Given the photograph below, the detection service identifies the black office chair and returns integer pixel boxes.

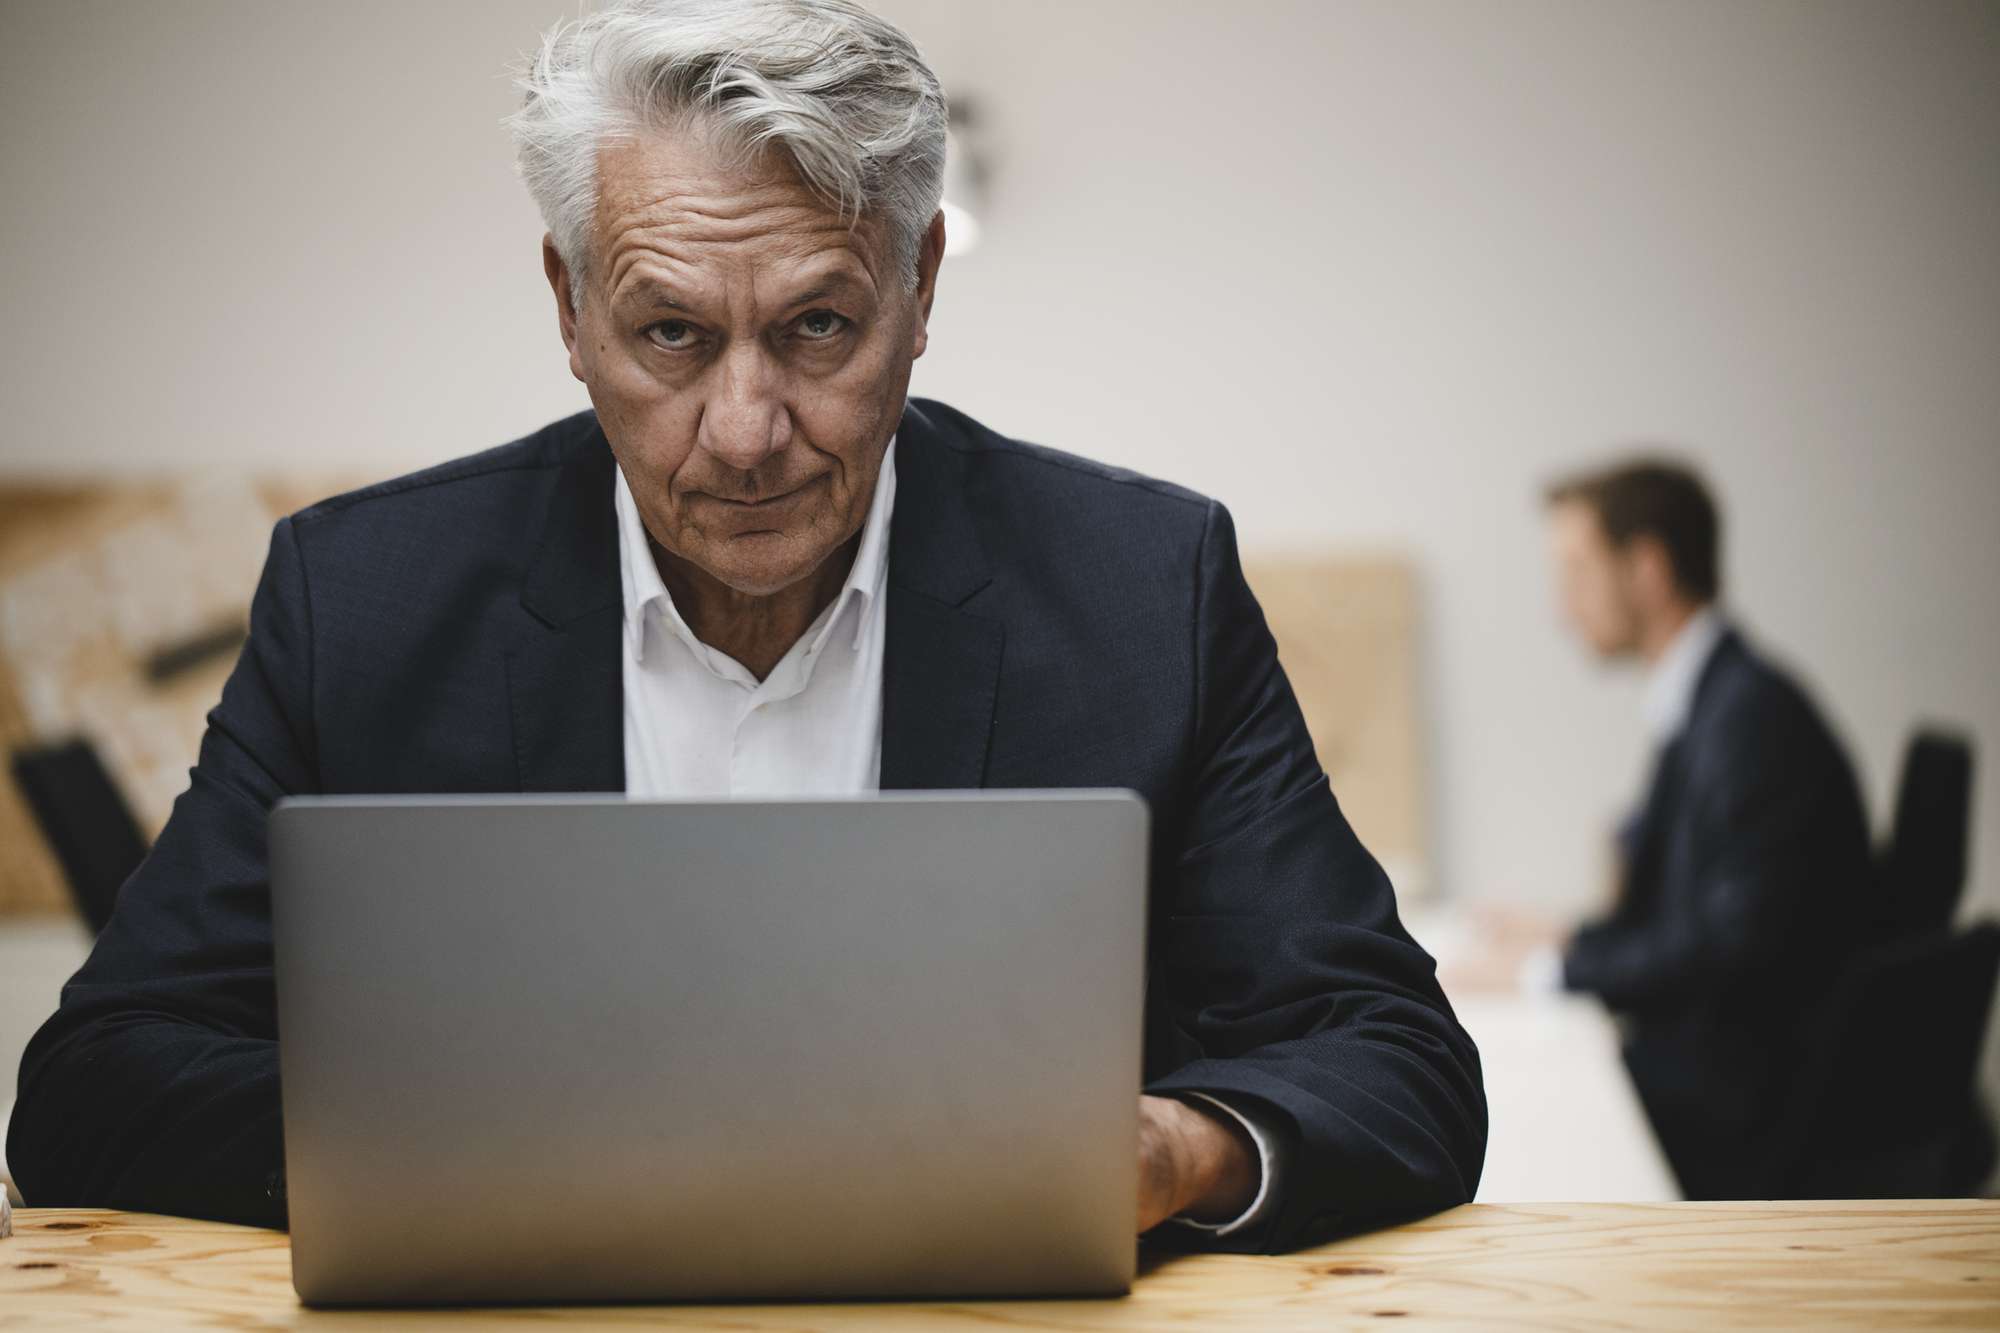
[9,737,149,934]
[1877,729,1975,937]
[1778,922,2000,1198]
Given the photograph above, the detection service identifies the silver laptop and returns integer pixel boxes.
[269,791,1148,1306]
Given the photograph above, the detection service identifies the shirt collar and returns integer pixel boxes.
[1642,606,1726,742]
[614,435,898,664]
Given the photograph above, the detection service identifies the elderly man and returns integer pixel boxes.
[9,0,1483,1252]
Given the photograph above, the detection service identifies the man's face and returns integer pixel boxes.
[549,127,939,597]
[1547,501,1643,659]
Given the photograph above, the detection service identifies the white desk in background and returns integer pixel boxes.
[1408,905,1681,1203]
[1455,992,1680,1202]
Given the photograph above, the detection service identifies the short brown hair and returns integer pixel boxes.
[1546,458,1721,602]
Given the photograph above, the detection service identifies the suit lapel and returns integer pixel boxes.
[879,401,1005,791]
[506,424,625,793]
[1623,628,1740,896]
[1623,736,1687,897]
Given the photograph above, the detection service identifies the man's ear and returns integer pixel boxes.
[1627,534,1680,611]
[542,235,587,384]
[909,210,946,361]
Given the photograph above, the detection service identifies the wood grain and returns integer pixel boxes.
[3,1201,1994,1330]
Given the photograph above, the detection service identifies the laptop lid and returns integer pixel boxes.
[270,791,1147,1305]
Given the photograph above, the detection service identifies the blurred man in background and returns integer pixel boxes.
[1486,459,1873,1198]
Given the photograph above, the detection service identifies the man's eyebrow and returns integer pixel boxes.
[613,284,688,312]
[784,273,869,308]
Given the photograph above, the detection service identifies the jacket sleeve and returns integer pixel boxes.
[1141,500,1486,1252]
[7,518,314,1228]
[1561,705,1828,1011]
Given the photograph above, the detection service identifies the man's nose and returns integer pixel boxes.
[697,344,791,472]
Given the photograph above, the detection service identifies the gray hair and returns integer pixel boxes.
[507,0,947,303]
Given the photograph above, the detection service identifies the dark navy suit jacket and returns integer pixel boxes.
[10,398,1486,1251]
[1563,628,1871,1198]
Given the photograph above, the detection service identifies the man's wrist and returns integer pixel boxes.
[1167,1095,1259,1223]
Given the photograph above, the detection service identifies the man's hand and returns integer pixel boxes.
[1438,904,1568,995]
[1135,1093,1258,1233]
[1474,903,1566,950]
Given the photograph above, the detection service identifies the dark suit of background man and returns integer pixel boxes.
[8,0,1483,1252]
[1541,460,1872,1198]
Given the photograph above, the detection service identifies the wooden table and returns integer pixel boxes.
[4,1201,1996,1330]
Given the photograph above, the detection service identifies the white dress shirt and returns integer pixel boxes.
[614,436,1278,1236]
[616,444,896,797]
[1640,607,1726,745]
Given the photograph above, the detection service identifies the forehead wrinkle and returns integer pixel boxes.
[604,222,881,318]
[600,198,853,292]
[603,190,848,244]
[604,242,704,316]
[594,148,891,303]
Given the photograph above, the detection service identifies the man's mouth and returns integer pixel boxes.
[716,490,797,509]
[707,475,824,510]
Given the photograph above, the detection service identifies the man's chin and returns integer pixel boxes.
[693,534,823,599]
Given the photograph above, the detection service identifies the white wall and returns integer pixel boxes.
[4,0,1997,927]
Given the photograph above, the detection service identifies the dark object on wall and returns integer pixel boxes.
[1780,923,2000,1198]
[141,619,248,685]
[10,738,149,933]
[1879,729,1975,936]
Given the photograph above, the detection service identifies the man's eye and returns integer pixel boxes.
[796,310,848,340]
[646,320,699,350]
